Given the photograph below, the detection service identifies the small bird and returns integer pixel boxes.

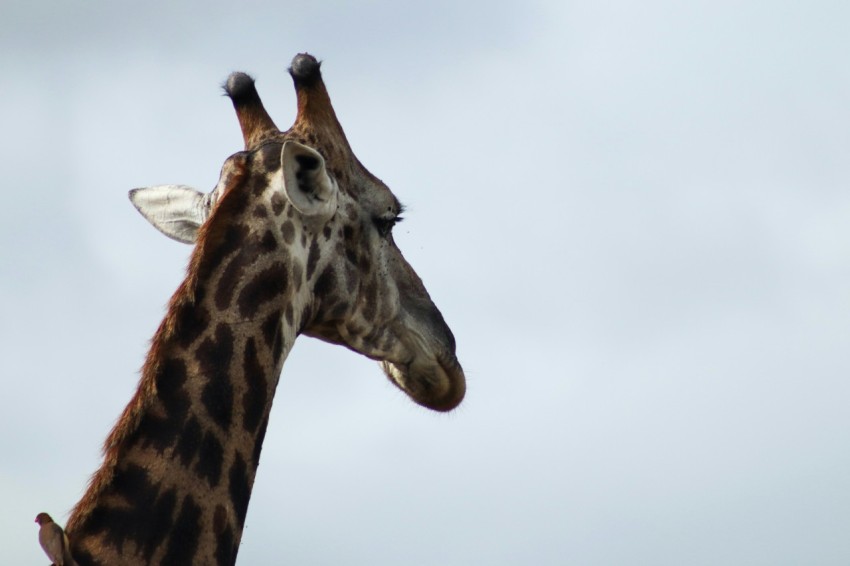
[34,512,73,566]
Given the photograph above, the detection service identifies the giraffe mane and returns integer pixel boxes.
[67,158,251,533]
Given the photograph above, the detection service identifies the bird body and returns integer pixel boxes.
[35,512,73,566]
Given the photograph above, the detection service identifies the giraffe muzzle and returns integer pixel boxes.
[381,353,465,412]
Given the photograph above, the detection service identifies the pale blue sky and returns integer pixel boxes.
[2,1,849,564]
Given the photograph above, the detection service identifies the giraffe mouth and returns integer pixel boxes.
[304,325,465,410]
[381,353,465,412]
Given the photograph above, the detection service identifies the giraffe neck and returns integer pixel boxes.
[66,155,309,565]
[67,289,297,565]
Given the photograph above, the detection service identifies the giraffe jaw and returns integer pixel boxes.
[381,355,465,412]
[306,321,466,411]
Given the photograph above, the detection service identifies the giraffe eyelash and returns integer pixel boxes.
[373,214,402,237]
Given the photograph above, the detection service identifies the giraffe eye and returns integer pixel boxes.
[373,215,402,237]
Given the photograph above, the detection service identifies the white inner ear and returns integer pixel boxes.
[129,184,209,244]
[277,141,338,222]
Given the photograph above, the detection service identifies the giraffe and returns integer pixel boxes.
[63,53,465,565]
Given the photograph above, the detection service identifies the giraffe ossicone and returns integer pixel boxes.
[64,52,464,565]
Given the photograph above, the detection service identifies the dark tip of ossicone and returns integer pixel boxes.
[289,53,322,86]
[223,72,260,102]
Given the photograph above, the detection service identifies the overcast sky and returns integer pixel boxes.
[2,1,849,564]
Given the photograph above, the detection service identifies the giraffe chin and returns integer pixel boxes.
[381,356,466,412]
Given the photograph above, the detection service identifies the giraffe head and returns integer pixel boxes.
[130,54,464,411]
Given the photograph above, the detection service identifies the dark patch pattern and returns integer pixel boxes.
[222,174,253,213]
[261,310,282,349]
[136,358,189,453]
[260,142,281,172]
[259,229,278,252]
[237,262,288,319]
[298,303,314,333]
[197,324,235,431]
[291,263,303,292]
[270,192,285,215]
[194,431,224,488]
[249,171,269,197]
[362,280,377,321]
[215,230,279,311]
[345,203,358,221]
[140,488,178,561]
[380,333,397,353]
[214,505,228,535]
[329,302,348,321]
[175,416,203,467]
[281,220,295,244]
[70,547,95,566]
[272,325,284,363]
[314,266,337,299]
[242,337,268,433]
[261,309,285,364]
[197,224,249,283]
[344,261,358,294]
[306,238,320,280]
[160,495,202,564]
[155,358,189,408]
[215,526,236,566]
[363,326,383,347]
[80,464,171,556]
[345,246,358,267]
[358,252,372,274]
[252,415,270,469]
[173,301,210,349]
[229,454,252,528]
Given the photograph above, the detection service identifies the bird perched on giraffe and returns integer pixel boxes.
[35,512,77,566]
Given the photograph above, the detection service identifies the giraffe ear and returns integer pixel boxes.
[276,141,338,222]
[129,185,210,244]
